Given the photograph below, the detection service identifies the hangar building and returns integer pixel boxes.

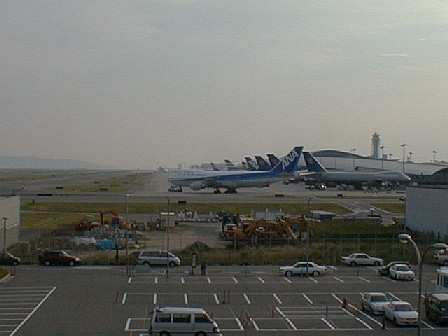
[0,196,20,251]
[406,186,448,239]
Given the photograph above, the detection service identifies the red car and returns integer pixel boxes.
[38,250,81,266]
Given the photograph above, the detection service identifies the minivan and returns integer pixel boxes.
[148,306,221,335]
[137,250,181,267]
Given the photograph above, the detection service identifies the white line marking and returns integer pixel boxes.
[153,294,157,305]
[283,277,292,283]
[9,287,56,336]
[181,277,185,284]
[243,293,251,304]
[251,318,259,331]
[273,294,282,304]
[309,277,318,283]
[321,318,335,329]
[232,277,238,283]
[235,318,244,330]
[388,292,401,300]
[422,320,434,329]
[207,277,211,283]
[128,277,132,284]
[331,293,342,303]
[303,294,313,304]
[334,276,344,283]
[184,294,188,305]
[121,293,127,305]
[154,277,158,284]
[258,277,265,284]
[214,294,220,305]
[358,276,370,283]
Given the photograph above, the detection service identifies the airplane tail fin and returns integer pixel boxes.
[267,153,280,167]
[255,155,271,171]
[244,157,258,171]
[211,162,221,171]
[303,152,327,172]
[270,146,303,175]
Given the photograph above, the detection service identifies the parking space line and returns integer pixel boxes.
[181,277,185,284]
[154,277,158,284]
[128,277,132,284]
[214,294,220,304]
[309,277,318,283]
[122,293,127,304]
[275,307,297,330]
[358,276,370,283]
[388,292,401,300]
[257,277,265,284]
[184,294,188,305]
[243,293,251,304]
[273,294,282,304]
[302,294,313,304]
[207,277,211,283]
[334,276,344,283]
[321,317,335,329]
[422,321,434,329]
[283,277,292,283]
[232,277,238,283]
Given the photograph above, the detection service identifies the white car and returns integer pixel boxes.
[384,301,418,326]
[361,292,390,315]
[342,253,383,266]
[389,263,415,280]
[279,261,327,277]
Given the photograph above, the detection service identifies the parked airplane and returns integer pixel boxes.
[255,155,272,171]
[244,156,259,171]
[224,159,240,171]
[302,151,411,189]
[168,146,303,193]
[267,153,280,167]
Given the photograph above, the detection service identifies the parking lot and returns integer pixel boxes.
[1,265,447,335]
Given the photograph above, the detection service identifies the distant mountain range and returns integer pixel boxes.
[0,156,112,170]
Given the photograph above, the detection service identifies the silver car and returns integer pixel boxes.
[137,250,181,267]
[342,253,383,266]
[279,261,327,277]
[384,301,418,326]
[361,292,390,315]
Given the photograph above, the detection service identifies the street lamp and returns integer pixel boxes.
[2,217,7,253]
[398,234,447,336]
[400,143,406,173]
[380,146,385,170]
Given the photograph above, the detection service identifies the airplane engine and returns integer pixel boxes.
[189,181,206,190]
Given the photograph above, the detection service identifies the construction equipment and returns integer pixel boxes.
[221,216,307,242]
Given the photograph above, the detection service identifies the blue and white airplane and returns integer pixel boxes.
[168,146,303,193]
[302,151,410,188]
[244,156,258,171]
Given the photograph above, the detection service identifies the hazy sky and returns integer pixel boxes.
[1,1,447,169]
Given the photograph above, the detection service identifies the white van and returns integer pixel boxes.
[137,250,181,267]
[148,307,221,336]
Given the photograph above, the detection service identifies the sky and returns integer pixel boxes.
[1,0,447,169]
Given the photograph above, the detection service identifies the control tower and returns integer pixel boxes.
[371,132,381,159]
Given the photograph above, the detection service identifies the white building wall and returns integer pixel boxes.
[0,196,20,250]
[406,186,448,239]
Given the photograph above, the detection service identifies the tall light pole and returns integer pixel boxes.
[432,150,437,163]
[2,217,7,253]
[351,148,356,171]
[398,234,447,336]
[408,152,413,162]
[125,194,130,276]
[400,143,406,173]
[380,146,385,170]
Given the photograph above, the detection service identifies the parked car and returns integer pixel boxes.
[389,263,415,280]
[361,292,390,315]
[434,249,448,266]
[425,293,448,324]
[148,307,221,336]
[137,250,181,267]
[38,249,81,266]
[384,301,418,326]
[377,261,410,276]
[0,252,21,266]
[342,253,383,266]
[279,261,327,277]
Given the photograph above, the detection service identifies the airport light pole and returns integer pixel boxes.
[2,217,7,253]
[432,150,437,163]
[401,143,406,173]
[351,148,356,171]
[380,146,385,170]
[125,194,129,276]
[398,234,447,336]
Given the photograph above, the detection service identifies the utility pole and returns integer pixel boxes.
[2,217,8,253]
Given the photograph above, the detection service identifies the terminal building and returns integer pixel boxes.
[406,186,448,240]
[0,196,20,251]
